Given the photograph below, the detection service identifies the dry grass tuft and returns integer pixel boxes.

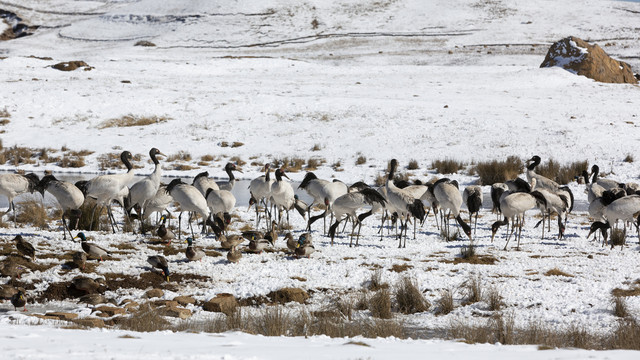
[485,286,504,311]
[435,289,455,315]
[167,151,192,162]
[407,159,420,170]
[201,154,214,162]
[306,157,324,170]
[543,268,574,277]
[367,270,388,291]
[612,296,629,318]
[462,274,482,304]
[432,158,466,174]
[394,277,430,314]
[230,156,246,167]
[624,154,634,163]
[0,146,37,165]
[117,304,170,332]
[231,142,244,148]
[610,228,626,248]
[0,107,10,118]
[390,264,413,273]
[134,40,156,47]
[311,143,322,151]
[472,156,522,185]
[98,114,169,129]
[355,155,367,165]
[536,159,588,185]
[369,288,392,319]
[16,199,49,229]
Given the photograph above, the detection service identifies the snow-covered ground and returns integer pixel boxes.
[1,0,640,358]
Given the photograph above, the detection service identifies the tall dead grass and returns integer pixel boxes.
[394,277,430,314]
[535,158,588,185]
[471,156,522,185]
[98,114,170,129]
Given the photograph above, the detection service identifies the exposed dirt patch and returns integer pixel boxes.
[544,268,574,277]
[267,287,309,304]
[147,245,182,256]
[389,264,413,273]
[2,254,56,272]
[452,254,498,265]
[612,286,640,297]
[238,295,272,307]
[102,272,210,291]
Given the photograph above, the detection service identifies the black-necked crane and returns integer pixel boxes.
[590,165,623,191]
[0,172,40,224]
[463,185,483,235]
[432,178,472,242]
[249,164,274,227]
[587,194,640,249]
[582,170,605,203]
[529,178,568,240]
[327,187,387,247]
[299,172,348,233]
[192,171,219,196]
[126,148,165,232]
[142,183,173,224]
[165,179,210,239]
[384,159,425,248]
[36,174,84,239]
[271,168,295,227]
[490,188,547,250]
[83,151,134,232]
[205,187,236,224]
[216,162,243,191]
[490,182,509,219]
[525,155,559,192]
[347,184,390,240]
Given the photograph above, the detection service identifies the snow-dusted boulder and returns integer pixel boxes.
[540,36,637,84]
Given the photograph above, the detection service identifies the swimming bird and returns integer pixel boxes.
[14,235,35,261]
[36,174,84,239]
[185,237,205,261]
[147,255,170,282]
[75,232,110,261]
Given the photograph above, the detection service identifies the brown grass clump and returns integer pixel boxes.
[167,151,192,162]
[610,228,626,248]
[311,144,321,151]
[16,199,49,229]
[201,154,214,162]
[472,156,522,185]
[394,277,430,314]
[332,160,343,172]
[230,156,246,167]
[98,114,169,129]
[367,270,388,291]
[231,142,244,148]
[435,289,455,315]
[432,158,466,174]
[306,158,323,170]
[485,286,504,311]
[543,268,574,277]
[536,159,587,185]
[355,155,367,165]
[0,119,9,126]
[369,288,392,319]
[58,154,86,168]
[117,304,170,332]
[0,146,37,165]
[390,264,413,273]
[407,159,420,170]
[624,154,634,163]
[462,274,482,304]
[134,40,156,47]
[0,107,10,118]
[612,296,629,318]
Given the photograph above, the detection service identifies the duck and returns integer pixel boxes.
[11,290,27,311]
[75,232,110,261]
[295,239,315,259]
[185,237,205,262]
[219,234,243,249]
[73,251,87,270]
[285,232,297,253]
[0,261,26,279]
[264,222,279,246]
[241,229,264,241]
[0,284,18,300]
[227,245,242,263]
[78,293,108,306]
[72,276,104,294]
[298,232,312,246]
[248,238,271,253]
[147,255,170,282]
[14,235,35,261]
[156,215,175,244]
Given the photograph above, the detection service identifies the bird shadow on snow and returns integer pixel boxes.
[0,231,41,239]
[318,237,386,249]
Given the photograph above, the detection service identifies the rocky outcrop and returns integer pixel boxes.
[541,36,637,84]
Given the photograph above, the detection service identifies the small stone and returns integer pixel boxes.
[145,288,164,298]
[73,318,105,328]
[153,300,178,308]
[94,306,126,316]
[160,306,191,319]
[123,301,139,311]
[46,312,79,320]
[203,293,238,314]
[173,295,196,306]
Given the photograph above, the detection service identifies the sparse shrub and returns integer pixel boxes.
[368,270,388,291]
[356,155,367,165]
[98,114,169,129]
[254,306,291,336]
[230,156,246,167]
[369,288,392,319]
[407,159,419,170]
[612,296,629,318]
[485,286,503,311]
[462,274,482,304]
[472,156,522,185]
[58,154,86,168]
[279,157,305,172]
[0,146,37,165]
[609,319,640,350]
[76,201,106,231]
[491,312,515,345]
[394,277,430,314]
[435,289,455,315]
[432,158,465,174]
[624,154,634,163]
[536,158,588,185]
[355,291,369,311]
[16,198,49,229]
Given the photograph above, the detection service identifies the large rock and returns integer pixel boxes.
[202,294,237,314]
[267,288,309,304]
[541,36,637,84]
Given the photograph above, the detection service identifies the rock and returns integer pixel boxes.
[159,306,191,319]
[45,312,79,320]
[72,317,105,328]
[173,295,196,306]
[145,288,164,298]
[94,306,126,317]
[268,288,309,304]
[202,293,238,314]
[51,61,92,72]
[540,36,638,84]
[122,301,139,311]
[153,300,178,308]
